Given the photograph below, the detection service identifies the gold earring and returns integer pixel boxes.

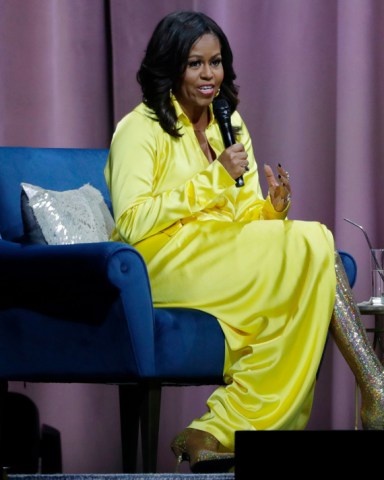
[215,88,220,97]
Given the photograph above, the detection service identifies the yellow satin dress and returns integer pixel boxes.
[105,98,336,451]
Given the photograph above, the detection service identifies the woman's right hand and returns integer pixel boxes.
[218,144,249,181]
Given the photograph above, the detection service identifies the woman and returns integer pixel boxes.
[105,10,384,473]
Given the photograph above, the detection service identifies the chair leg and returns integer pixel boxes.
[140,381,161,473]
[118,384,142,473]
[0,381,8,471]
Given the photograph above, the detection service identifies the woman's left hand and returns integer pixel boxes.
[263,163,291,212]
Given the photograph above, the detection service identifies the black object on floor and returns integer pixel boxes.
[235,429,384,478]
[1,392,62,473]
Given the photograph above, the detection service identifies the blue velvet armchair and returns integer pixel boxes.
[0,146,357,473]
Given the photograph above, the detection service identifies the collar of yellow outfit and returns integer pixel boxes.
[171,94,215,128]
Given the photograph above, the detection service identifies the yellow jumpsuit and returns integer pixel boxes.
[105,98,336,450]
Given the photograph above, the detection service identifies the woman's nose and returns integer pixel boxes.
[201,63,214,78]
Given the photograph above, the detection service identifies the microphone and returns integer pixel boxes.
[213,97,244,188]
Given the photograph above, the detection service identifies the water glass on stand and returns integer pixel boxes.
[371,249,384,305]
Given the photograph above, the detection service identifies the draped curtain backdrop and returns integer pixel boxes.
[1,0,384,473]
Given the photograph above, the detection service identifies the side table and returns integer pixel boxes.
[354,301,384,429]
[357,301,384,362]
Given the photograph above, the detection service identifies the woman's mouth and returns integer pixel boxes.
[198,85,215,96]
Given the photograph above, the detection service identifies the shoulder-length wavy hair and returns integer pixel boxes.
[136,10,240,137]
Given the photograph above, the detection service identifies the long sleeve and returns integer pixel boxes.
[105,105,235,245]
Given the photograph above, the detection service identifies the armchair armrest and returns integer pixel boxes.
[0,240,147,291]
[0,239,156,378]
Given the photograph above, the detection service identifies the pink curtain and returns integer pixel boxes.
[1,0,384,472]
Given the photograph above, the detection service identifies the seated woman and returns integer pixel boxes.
[105,10,384,473]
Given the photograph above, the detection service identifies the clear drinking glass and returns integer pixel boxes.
[371,249,384,305]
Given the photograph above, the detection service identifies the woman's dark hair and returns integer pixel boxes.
[137,10,240,137]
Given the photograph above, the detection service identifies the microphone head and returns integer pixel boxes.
[213,98,231,122]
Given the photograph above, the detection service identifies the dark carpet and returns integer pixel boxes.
[8,474,235,480]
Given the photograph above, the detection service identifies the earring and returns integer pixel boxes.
[215,88,220,97]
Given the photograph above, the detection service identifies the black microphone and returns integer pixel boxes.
[213,98,244,188]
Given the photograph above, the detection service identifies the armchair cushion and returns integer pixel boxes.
[0,147,112,242]
[21,182,115,245]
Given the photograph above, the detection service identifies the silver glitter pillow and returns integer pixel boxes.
[21,182,115,245]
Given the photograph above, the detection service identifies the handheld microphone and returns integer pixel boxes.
[213,98,244,188]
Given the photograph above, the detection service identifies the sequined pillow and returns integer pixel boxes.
[20,182,115,245]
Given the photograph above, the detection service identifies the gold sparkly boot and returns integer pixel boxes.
[170,427,235,473]
[330,252,384,429]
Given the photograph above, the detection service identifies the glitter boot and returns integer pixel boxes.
[170,427,235,473]
[330,252,384,429]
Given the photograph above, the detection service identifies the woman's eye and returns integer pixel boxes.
[188,60,201,68]
[211,58,222,67]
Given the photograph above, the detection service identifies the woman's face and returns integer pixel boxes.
[175,33,224,120]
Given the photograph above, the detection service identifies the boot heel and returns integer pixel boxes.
[170,427,234,473]
[171,435,187,472]
[174,454,184,472]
